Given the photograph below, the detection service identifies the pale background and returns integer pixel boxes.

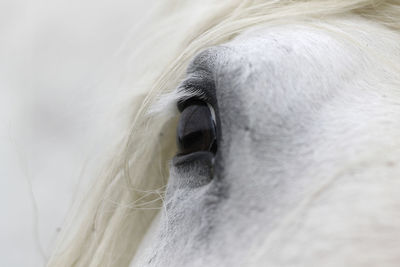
[0,0,150,265]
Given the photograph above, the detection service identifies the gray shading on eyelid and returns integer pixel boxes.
[176,46,232,111]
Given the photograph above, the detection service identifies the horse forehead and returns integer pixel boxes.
[191,23,369,95]
[219,25,361,82]
[207,25,362,131]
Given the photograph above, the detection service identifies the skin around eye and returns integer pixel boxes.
[177,102,217,156]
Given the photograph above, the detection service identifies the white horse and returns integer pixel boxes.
[48,1,400,266]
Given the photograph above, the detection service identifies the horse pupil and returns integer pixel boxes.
[177,102,217,155]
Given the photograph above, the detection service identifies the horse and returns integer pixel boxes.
[47,1,400,266]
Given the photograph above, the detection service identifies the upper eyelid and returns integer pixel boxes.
[174,46,225,112]
[147,81,211,116]
[148,71,215,116]
[176,73,216,111]
[176,89,210,112]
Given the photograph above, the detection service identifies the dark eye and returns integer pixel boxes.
[177,100,217,156]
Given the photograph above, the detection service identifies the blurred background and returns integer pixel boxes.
[0,0,150,265]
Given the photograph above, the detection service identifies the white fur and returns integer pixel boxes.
[133,18,400,267]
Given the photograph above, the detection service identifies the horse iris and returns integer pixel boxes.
[177,101,217,155]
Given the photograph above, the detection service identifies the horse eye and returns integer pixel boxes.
[177,101,217,156]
